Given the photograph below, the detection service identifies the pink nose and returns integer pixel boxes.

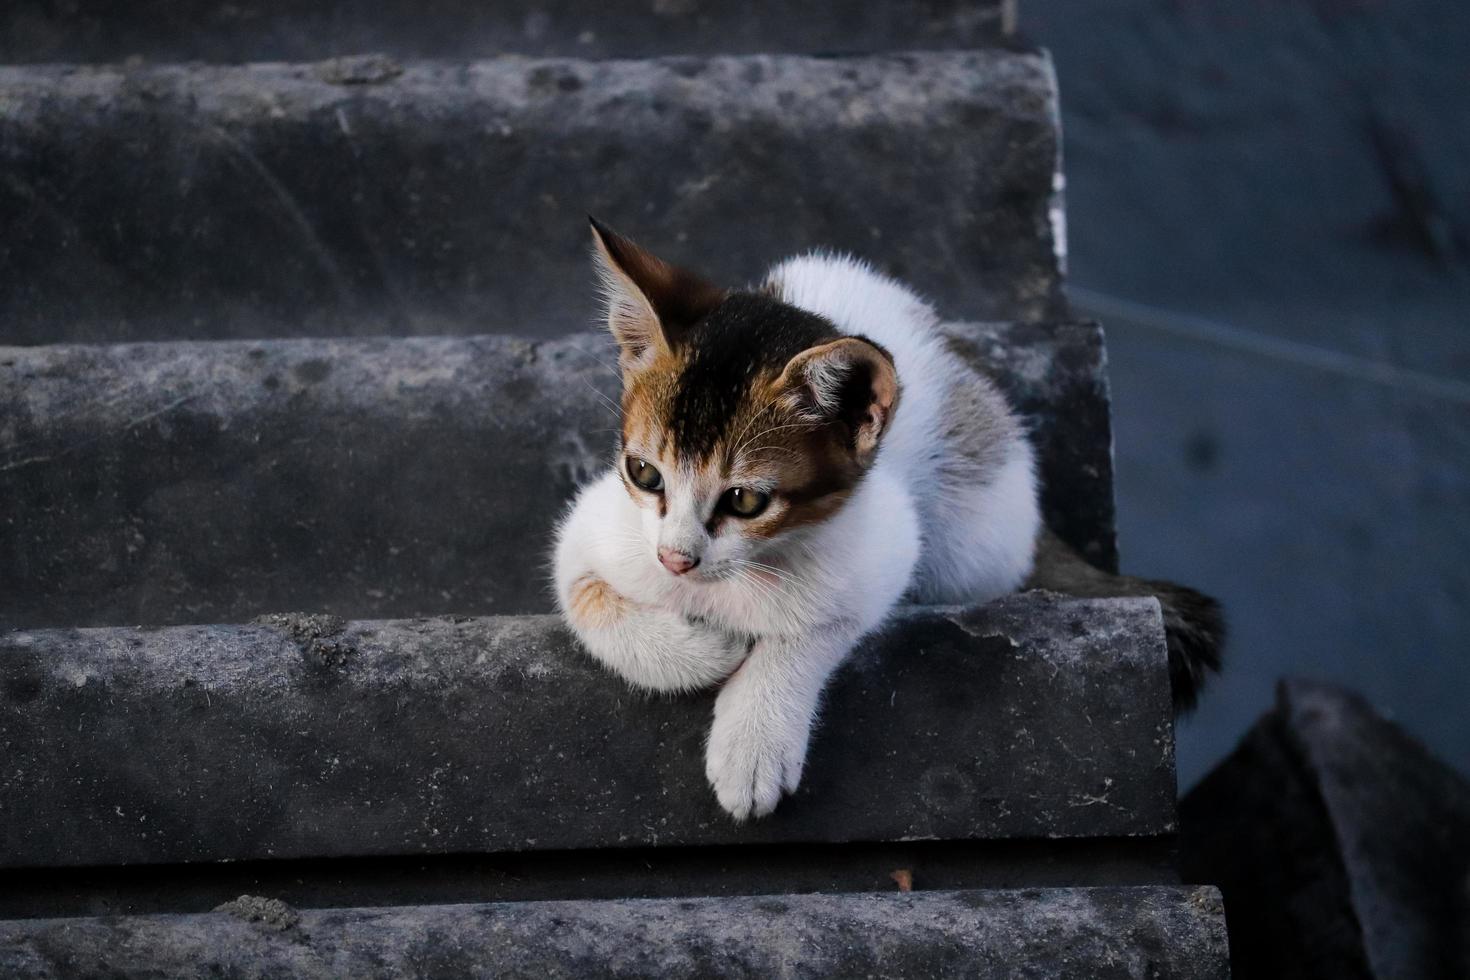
[658,548,700,575]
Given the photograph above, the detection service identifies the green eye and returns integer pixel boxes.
[722,487,771,518]
[626,457,664,492]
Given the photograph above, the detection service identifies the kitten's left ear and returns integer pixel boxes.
[589,217,726,371]
[777,337,900,462]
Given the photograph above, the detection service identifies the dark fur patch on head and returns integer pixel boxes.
[670,292,840,460]
[607,258,894,543]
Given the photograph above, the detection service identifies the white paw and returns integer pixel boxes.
[704,676,811,821]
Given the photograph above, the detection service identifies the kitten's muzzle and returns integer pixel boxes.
[657,547,701,575]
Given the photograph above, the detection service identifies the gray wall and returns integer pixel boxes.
[1026,0,1470,786]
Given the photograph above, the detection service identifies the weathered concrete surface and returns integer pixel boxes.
[0,50,1064,346]
[0,886,1230,980]
[0,595,1175,869]
[0,1,1011,64]
[0,323,1115,630]
[946,321,1116,573]
[1181,681,1470,980]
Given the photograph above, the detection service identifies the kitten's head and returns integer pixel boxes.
[590,218,899,580]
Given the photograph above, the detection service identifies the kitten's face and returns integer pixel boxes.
[618,295,867,580]
[590,219,898,581]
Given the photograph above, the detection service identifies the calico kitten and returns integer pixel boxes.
[553,218,1223,820]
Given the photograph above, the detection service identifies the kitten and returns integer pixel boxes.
[553,218,1223,820]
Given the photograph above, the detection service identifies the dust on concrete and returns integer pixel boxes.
[213,894,301,932]
[314,54,403,86]
[253,612,355,668]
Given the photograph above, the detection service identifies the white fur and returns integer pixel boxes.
[553,254,1039,820]
[768,253,1040,605]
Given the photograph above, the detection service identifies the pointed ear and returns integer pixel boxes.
[777,336,900,462]
[588,217,726,372]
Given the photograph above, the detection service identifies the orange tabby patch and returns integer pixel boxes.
[568,574,632,630]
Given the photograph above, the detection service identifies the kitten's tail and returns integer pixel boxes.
[1025,529,1225,714]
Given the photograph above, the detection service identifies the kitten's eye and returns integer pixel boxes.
[722,487,771,518]
[626,457,664,492]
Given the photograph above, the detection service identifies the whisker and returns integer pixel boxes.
[734,446,803,465]
[573,345,623,378]
[729,562,806,624]
[731,557,796,583]
[726,402,780,457]
[729,419,819,461]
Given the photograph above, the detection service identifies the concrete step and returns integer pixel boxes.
[0,595,1174,871]
[1,1,1010,64]
[1182,681,1470,980]
[0,887,1230,980]
[0,322,1115,631]
[0,49,1064,346]
[0,0,1011,64]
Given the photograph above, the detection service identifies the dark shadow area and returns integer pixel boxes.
[0,836,1178,920]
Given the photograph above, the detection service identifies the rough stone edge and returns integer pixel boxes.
[1,595,1177,868]
[0,886,1230,980]
[1277,679,1470,980]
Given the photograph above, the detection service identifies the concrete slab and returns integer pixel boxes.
[0,595,1175,869]
[0,886,1230,980]
[0,323,1115,630]
[1181,681,1470,980]
[0,1,1010,64]
[0,50,1064,345]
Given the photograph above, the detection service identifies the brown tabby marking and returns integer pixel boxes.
[596,217,898,543]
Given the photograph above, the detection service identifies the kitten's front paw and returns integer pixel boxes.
[704,676,810,821]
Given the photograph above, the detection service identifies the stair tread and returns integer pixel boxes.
[0,1,1010,65]
[0,886,1229,980]
[0,594,1175,869]
[0,322,1116,630]
[0,49,1064,345]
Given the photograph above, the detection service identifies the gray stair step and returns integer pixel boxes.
[0,49,1064,346]
[0,595,1174,870]
[0,1,1010,65]
[0,322,1114,631]
[0,887,1230,980]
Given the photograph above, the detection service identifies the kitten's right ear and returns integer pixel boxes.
[589,217,725,371]
[777,337,899,464]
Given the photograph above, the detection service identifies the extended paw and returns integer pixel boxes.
[704,681,810,821]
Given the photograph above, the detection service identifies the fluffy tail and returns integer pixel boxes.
[1026,530,1225,713]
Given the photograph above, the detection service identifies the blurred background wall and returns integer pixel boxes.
[1026,0,1469,786]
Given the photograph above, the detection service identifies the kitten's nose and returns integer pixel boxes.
[658,548,700,575]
